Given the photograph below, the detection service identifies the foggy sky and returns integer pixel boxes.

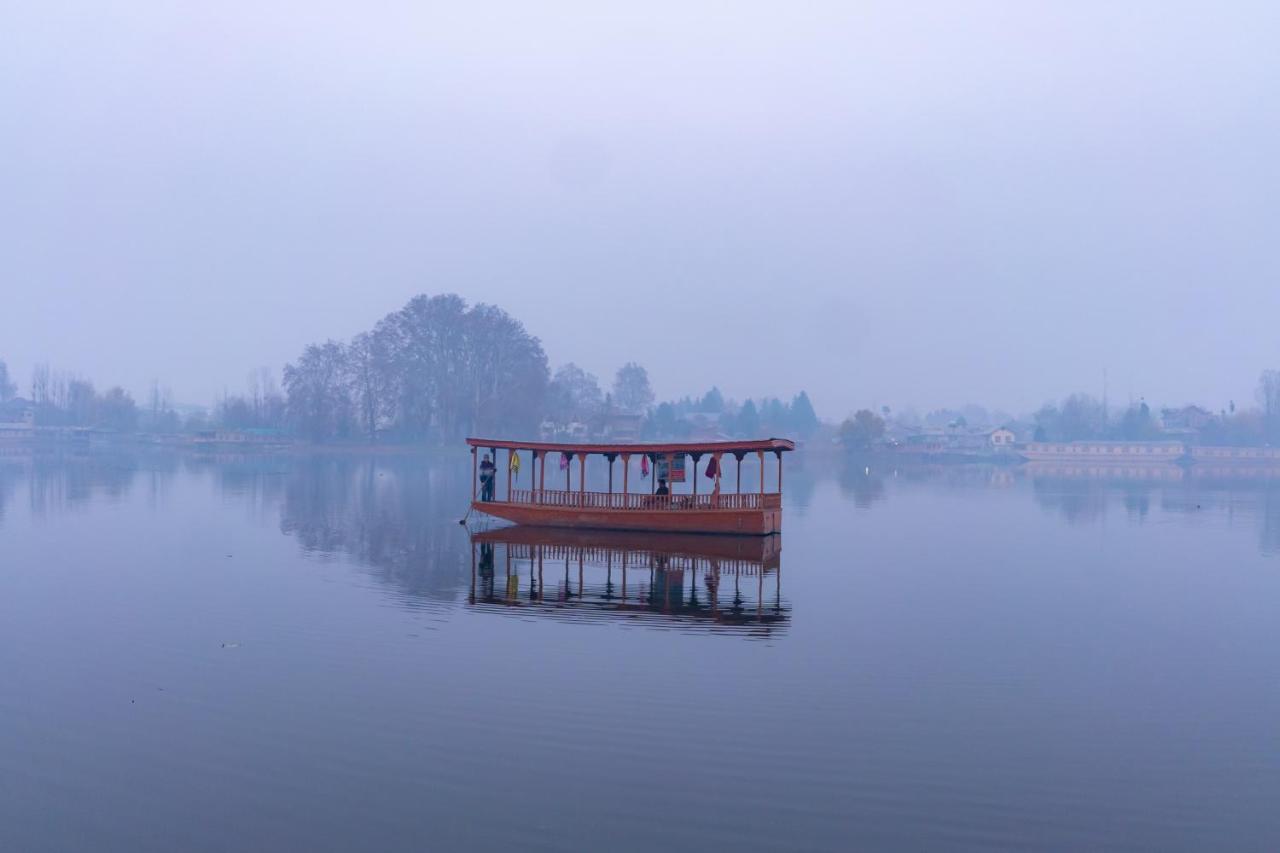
[3,1,1278,418]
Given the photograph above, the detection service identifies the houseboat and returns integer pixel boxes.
[1020,440,1186,463]
[465,437,794,535]
[1189,446,1280,465]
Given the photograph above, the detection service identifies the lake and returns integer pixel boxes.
[2,450,1279,851]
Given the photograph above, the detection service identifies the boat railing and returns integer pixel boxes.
[506,488,780,511]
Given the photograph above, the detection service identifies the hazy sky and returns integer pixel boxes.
[3,1,1278,418]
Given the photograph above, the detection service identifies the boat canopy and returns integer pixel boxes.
[465,437,795,457]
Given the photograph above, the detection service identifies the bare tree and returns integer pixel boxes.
[1259,370,1280,441]
[283,341,354,440]
[548,363,604,424]
[348,332,385,440]
[31,363,50,407]
[612,362,654,414]
[0,359,15,402]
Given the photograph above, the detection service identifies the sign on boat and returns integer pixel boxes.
[465,437,795,535]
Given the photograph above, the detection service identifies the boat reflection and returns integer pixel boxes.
[468,527,788,637]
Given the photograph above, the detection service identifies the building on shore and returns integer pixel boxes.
[894,425,1020,458]
[0,399,35,442]
[1160,405,1215,432]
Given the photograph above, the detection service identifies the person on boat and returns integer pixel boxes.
[479,453,496,501]
[655,477,670,497]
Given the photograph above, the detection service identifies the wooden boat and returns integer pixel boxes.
[465,437,795,535]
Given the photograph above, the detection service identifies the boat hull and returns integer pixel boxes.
[472,500,781,535]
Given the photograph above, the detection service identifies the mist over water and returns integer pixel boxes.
[4,3,1280,849]
[3,450,1280,851]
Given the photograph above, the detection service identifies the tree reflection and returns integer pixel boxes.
[276,453,472,604]
[0,455,22,528]
[27,451,140,517]
[1262,486,1280,556]
[837,459,886,509]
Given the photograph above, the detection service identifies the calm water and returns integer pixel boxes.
[2,450,1280,851]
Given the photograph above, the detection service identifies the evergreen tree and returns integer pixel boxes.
[737,399,760,437]
[700,386,725,412]
[791,391,819,436]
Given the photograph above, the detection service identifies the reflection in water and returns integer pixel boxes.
[0,454,23,528]
[837,460,886,508]
[8,450,1280,850]
[468,527,788,636]
[184,451,289,514]
[276,454,472,604]
[27,451,140,517]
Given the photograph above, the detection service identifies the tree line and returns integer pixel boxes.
[0,293,822,442]
[645,387,819,439]
[835,369,1280,451]
[277,295,821,442]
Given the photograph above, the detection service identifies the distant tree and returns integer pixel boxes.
[839,410,886,450]
[1033,404,1060,441]
[1118,400,1157,440]
[284,340,354,440]
[1059,393,1106,440]
[1259,370,1280,440]
[760,397,788,432]
[1259,371,1280,416]
[0,359,14,402]
[30,363,52,414]
[462,302,550,437]
[644,401,679,438]
[325,294,548,441]
[548,363,604,423]
[96,387,138,432]
[183,410,211,433]
[347,332,385,440]
[215,395,254,429]
[612,362,654,413]
[791,391,819,437]
[700,386,725,412]
[144,380,180,433]
[376,294,469,438]
[67,379,95,426]
[736,399,760,437]
[246,367,286,430]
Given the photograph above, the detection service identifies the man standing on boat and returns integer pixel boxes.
[479,453,496,501]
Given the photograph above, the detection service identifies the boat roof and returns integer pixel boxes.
[465,437,795,455]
